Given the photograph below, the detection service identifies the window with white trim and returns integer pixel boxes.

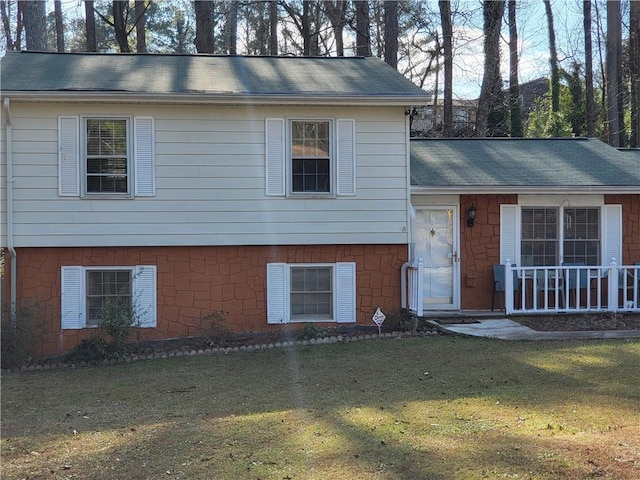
[85,118,129,194]
[266,262,356,324]
[291,121,330,193]
[86,269,132,327]
[58,115,155,197]
[265,118,355,197]
[61,265,157,329]
[500,203,618,267]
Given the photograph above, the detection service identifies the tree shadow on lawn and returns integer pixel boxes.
[2,337,639,479]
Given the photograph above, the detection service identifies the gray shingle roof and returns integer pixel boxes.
[410,138,640,192]
[0,51,428,103]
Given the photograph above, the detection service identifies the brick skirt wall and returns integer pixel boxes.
[11,244,408,357]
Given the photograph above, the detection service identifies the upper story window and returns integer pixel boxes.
[265,118,355,197]
[85,118,129,194]
[291,121,331,193]
[58,115,155,198]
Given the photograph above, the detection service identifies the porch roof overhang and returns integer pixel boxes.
[411,185,640,195]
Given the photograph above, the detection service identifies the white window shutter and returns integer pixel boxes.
[134,117,155,196]
[602,205,622,265]
[500,204,519,264]
[133,265,157,328]
[58,116,80,196]
[265,118,285,196]
[335,262,356,323]
[61,266,84,329]
[266,263,287,324]
[336,119,356,196]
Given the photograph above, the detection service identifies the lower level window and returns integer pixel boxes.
[86,270,132,327]
[61,265,157,329]
[266,262,355,324]
[290,266,333,320]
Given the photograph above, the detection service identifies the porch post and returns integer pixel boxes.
[504,260,514,314]
[608,258,618,312]
[416,258,424,317]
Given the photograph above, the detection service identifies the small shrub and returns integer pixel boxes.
[380,309,417,333]
[295,324,326,340]
[98,303,139,355]
[1,301,48,368]
[199,310,232,347]
[64,336,110,364]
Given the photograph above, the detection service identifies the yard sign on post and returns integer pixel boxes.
[372,307,386,334]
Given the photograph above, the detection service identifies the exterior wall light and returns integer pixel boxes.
[467,205,477,228]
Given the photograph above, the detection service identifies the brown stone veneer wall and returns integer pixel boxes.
[605,194,640,263]
[459,194,518,310]
[13,245,407,357]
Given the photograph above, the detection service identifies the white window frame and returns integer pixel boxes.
[265,117,355,197]
[288,119,334,197]
[61,265,157,329]
[58,115,155,198]
[82,116,133,197]
[500,196,621,268]
[266,262,356,324]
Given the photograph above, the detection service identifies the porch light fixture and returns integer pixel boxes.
[467,205,477,228]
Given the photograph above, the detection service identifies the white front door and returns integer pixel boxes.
[415,207,460,310]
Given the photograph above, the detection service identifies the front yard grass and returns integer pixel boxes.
[2,336,639,479]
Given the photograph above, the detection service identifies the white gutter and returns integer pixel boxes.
[410,186,640,194]
[3,97,16,325]
[1,91,431,107]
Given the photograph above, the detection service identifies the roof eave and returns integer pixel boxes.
[411,186,640,194]
[0,91,431,106]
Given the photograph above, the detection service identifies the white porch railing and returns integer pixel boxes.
[503,261,640,315]
[402,258,424,317]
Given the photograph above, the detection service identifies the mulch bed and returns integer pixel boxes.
[513,313,640,332]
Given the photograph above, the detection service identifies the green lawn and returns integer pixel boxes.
[2,336,639,479]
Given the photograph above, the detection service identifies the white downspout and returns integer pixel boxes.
[3,97,17,326]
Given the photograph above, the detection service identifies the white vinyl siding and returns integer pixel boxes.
[266,262,356,324]
[10,104,409,247]
[61,265,157,329]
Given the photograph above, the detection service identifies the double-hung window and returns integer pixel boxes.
[85,118,129,194]
[61,265,157,329]
[501,201,621,267]
[266,262,356,324]
[291,121,330,193]
[265,118,355,197]
[58,115,155,197]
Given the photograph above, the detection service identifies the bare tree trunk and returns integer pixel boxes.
[22,0,46,51]
[476,0,506,137]
[1,0,22,51]
[383,1,398,69]
[584,1,596,137]
[135,0,147,53]
[269,0,278,55]
[354,0,371,56]
[302,0,310,56]
[85,0,97,52]
[324,1,347,56]
[228,0,238,54]
[508,1,523,137]
[439,0,453,137]
[630,0,640,147]
[606,0,621,146]
[113,1,130,52]
[54,0,65,52]
[194,0,215,53]
[543,0,559,113]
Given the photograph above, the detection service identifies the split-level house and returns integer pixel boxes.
[2,52,639,359]
[0,51,429,356]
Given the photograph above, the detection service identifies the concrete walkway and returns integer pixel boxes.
[429,318,640,340]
